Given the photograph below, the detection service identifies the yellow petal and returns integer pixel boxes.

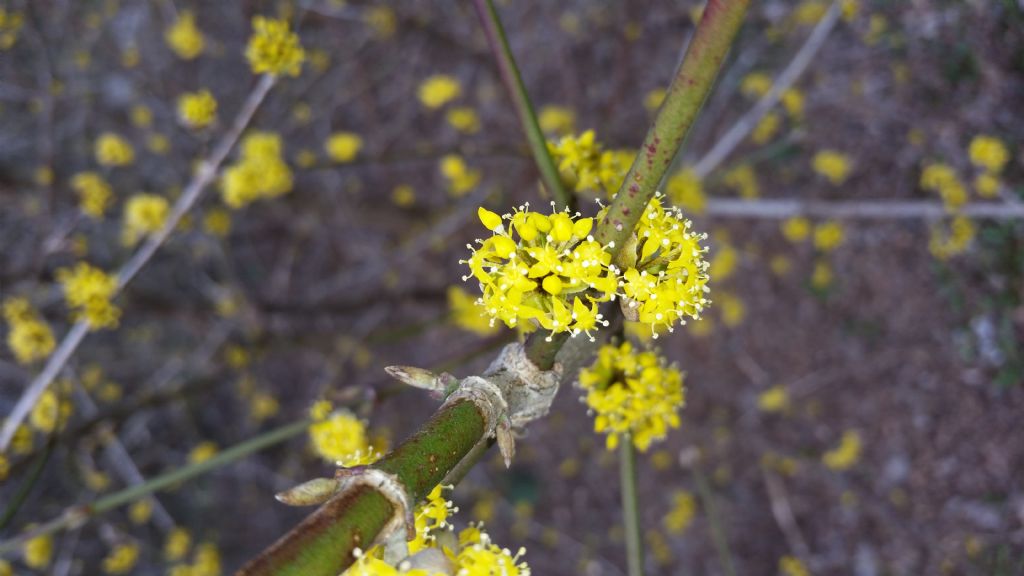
[478,207,503,231]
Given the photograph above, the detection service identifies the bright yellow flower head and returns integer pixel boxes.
[752,111,780,144]
[30,389,71,433]
[102,543,140,575]
[165,10,205,60]
[757,385,790,413]
[308,402,377,466]
[578,342,685,451]
[781,217,811,242]
[929,216,975,260]
[122,193,170,246]
[24,533,53,569]
[812,150,852,185]
[418,74,462,109]
[221,131,293,208]
[974,173,1001,198]
[823,430,862,471]
[71,172,114,218]
[246,16,305,77]
[546,130,633,195]
[177,89,218,129]
[439,154,481,196]
[164,528,192,562]
[3,297,55,364]
[462,203,615,339]
[968,135,1009,174]
[56,262,121,330]
[813,220,845,252]
[446,106,482,134]
[94,132,135,167]
[325,132,363,163]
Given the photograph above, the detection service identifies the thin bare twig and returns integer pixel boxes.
[704,198,1024,220]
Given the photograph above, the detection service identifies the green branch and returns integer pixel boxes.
[472,0,571,209]
[238,3,750,573]
[620,440,645,576]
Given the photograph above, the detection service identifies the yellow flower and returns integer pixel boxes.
[813,220,845,252]
[164,528,192,562]
[94,132,135,167]
[417,74,462,109]
[177,89,218,129]
[0,9,24,50]
[929,216,975,260]
[840,0,860,21]
[23,533,53,569]
[308,402,376,466]
[71,172,114,218]
[793,0,828,26]
[448,286,498,336]
[974,173,1000,198]
[811,260,833,289]
[663,490,696,534]
[364,6,397,39]
[122,193,169,246]
[56,262,121,330]
[710,243,738,281]
[30,389,71,433]
[539,105,576,135]
[446,106,481,134]
[221,131,293,208]
[192,542,221,576]
[812,150,852,185]
[666,169,706,215]
[752,111,780,144]
[249,392,280,422]
[781,217,810,242]
[757,385,789,413]
[188,441,218,464]
[147,133,171,155]
[439,154,481,196]
[780,555,811,576]
[968,134,1009,173]
[578,342,685,451]
[546,130,633,196]
[823,430,862,471]
[781,88,804,119]
[129,500,152,524]
[102,543,140,574]
[390,184,415,207]
[644,88,666,113]
[203,208,232,238]
[719,292,745,327]
[3,297,55,364]
[325,132,363,163]
[165,10,204,60]
[246,16,305,77]
[741,72,772,98]
[130,104,152,128]
[723,164,759,198]
[0,455,8,482]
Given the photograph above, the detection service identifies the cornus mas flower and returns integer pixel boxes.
[94,132,135,167]
[546,130,633,195]
[610,194,710,336]
[968,134,1009,174]
[122,193,170,246]
[70,172,113,218]
[2,297,55,364]
[463,203,616,340]
[176,89,217,129]
[56,262,121,330]
[164,10,204,60]
[245,16,304,77]
[307,400,378,466]
[577,342,685,451]
[221,131,293,208]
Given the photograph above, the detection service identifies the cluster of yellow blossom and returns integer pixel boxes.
[177,89,217,129]
[164,528,192,562]
[3,297,55,364]
[546,130,633,196]
[391,184,416,207]
[823,429,862,471]
[920,162,967,211]
[929,215,975,260]
[463,204,615,339]
[439,154,481,197]
[23,533,53,569]
[167,540,221,576]
[757,385,790,413]
[447,286,499,336]
[187,441,218,464]
[0,9,24,50]
[812,150,853,185]
[122,193,169,246]
[71,172,114,218]
[722,164,759,198]
[968,134,1009,198]
[447,106,481,134]
[94,132,135,167]
[325,132,363,163]
[577,342,685,451]
[165,10,204,60]
[418,75,462,109]
[643,88,666,113]
[246,16,305,77]
[30,387,72,433]
[56,262,121,329]
[613,195,711,335]
[538,105,576,136]
[663,490,696,534]
[221,131,293,208]
[665,169,706,215]
[780,217,845,252]
[307,400,379,466]
[102,542,140,574]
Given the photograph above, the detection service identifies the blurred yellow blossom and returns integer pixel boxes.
[0,9,24,50]
[973,173,1000,198]
[165,10,204,60]
[130,104,152,128]
[391,184,415,207]
[164,528,192,561]
[308,401,376,466]
[102,543,140,574]
[177,89,217,129]
[741,72,772,98]
[538,105,576,135]
[758,385,790,413]
[246,16,304,77]
[813,221,845,252]
[221,131,293,208]
[325,132,363,163]
[57,262,121,329]
[644,88,666,113]
[666,169,706,215]
[663,490,696,534]
[440,154,481,196]
[823,430,862,471]
[3,297,55,365]
[781,88,804,119]
[95,132,135,167]
[723,164,759,198]
[129,500,152,525]
[719,292,746,327]
[23,533,53,569]
[780,555,811,576]
[448,286,498,336]
[781,217,811,242]
[929,216,975,260]
[447,106,481,134]
[30,389,70,433]
[812,150,852,185]
[752,111,781,144]
[968,135,1009,174]
[418,74,462,109]
[71,172,114,218]
[364,6,397,39]
[122,193,169,246]
[811,260,833,289]
[203,208,232,238]
[188,441,218,464]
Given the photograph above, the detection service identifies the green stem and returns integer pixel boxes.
[693,465,737,576]
[619,440,644,576]
[472,0,571,209]
[0,419,310,557]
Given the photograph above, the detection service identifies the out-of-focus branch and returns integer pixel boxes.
[704,198,1024,219]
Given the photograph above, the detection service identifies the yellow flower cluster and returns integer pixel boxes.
[246,16,304,77]
[779,555,811,576]
[3,298,55,365]
[94,132,135,167]
[757,385,790,413]
[665,169,706,215]
[57,262,121,329]
[177,89,217,129]
[823,430,862,471]
[439,154,481,197]
[23,533,53,569]
[31,388,72,433]
[0,9,24,50]
[663,490,696,534]
[546,130,633,195]
[102,543,140,575]
[446,106,481,134]
[780,218,845,252]
[165,10,205,60]
[463,204,614,339]
[538,105,576,135]
[613,195,710,335]
[188,441,218,464]
[417,74,462,109]
[221,131,293,208]
[71,172,114,218]
[929,215,975,261]
[167,541,221,576]
[325,132,363,163]
[968,135,1009,174]
[722,164,759,198]
[577,342,685,451]
[919,156,983,259]
[920,162,967,211]
[447,286,499,336]
[307,400,378,466]
[812,149,853,185]
[122,193,169,246]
